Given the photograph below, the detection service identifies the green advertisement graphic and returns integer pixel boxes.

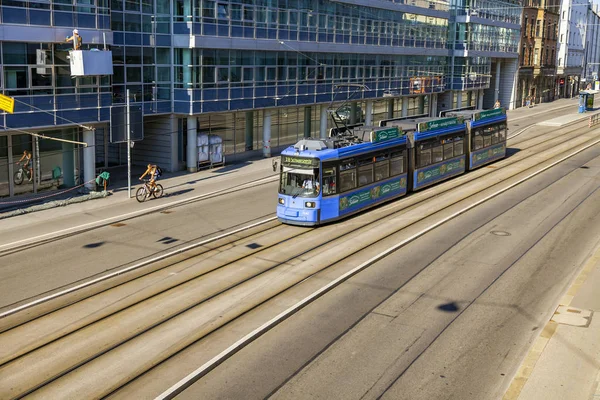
[416,159,464,184]
[418,117,462,132]
[472,144,505,164]
[371,127,402,143]
[474,108,506,121]
[339,178,406,211]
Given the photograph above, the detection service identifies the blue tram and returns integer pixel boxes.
[277,110,507,226]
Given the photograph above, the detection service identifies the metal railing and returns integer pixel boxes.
[589,112,600,128]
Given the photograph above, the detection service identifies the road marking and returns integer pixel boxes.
[0,217,277,319]
[510,103,576,122]
[502,237,600,400]
[0,175,277,253]
[156,136,600,400]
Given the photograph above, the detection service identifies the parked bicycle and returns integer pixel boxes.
[14,162,33,185]
[136,178,164,202]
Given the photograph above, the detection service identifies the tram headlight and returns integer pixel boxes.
[278,197,285,205]
[305,201,315,208]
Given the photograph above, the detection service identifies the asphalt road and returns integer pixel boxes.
[171,145,600,399]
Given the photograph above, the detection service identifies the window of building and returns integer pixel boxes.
[535,20,541,37]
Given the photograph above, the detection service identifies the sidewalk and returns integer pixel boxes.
[504,245,600,400]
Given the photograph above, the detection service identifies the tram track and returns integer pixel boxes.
[0,116,591,329]
[1,122,600,398]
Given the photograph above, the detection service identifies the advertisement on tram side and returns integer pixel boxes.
[339,177,407,214]
[414,157,466,189]
[470,143,506,169]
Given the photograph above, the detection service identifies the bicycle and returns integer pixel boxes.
[14,162,33,185]
[136,178,164,202]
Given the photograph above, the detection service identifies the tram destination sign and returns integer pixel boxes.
[371,127,402,143]
[282,156,319,169]
[474,108,506,121]
[418,117,462,133]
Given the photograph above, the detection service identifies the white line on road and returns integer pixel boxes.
[0,216,277,319]
[0,175,277,253]
[155,136,600,400]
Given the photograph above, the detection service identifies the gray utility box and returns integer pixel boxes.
[69,50,114,76]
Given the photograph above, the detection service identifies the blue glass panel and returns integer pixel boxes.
[297,95,314,105]
[99,107,110,121]
[278,30,288,40]
[193,90,202,101]
[113,32,124,45]
[316,94,331,103]
[243,88,253,98]
[267,29,277,39]
[193,102,201,114]
[158,101,171,113]
[243,27,253,38]
[278,96,295,106]
[299,31,308,41]
[124,33,142,45]
[318,33,326,42]
[7,112,54,128]
[232,26,243,37]
[307,33,316,41]
[174,102,189,114]
[54,11,74,27]
[156,35,171,46]
[2,7,27,24]
[193,23,201,34]
[142,34,151,46]
[351,36,359,44]
[254,98,273,108]
[202,101,228,112]
[174,89,191,101]
[277,85,290,95]
[31,96,55,111]
[100,93,112,107]
[266,86,276,97]
[204,24,216,35]
[218,25,228,36]
[79,94,98,108]
[173,23,189,34]
[230,88,242,99]
[230,99,253,110]
[30,10,51,26]
[217,88,228,100]
[78,13,96,28]
[256,28,267,38]
[297,85,309,95]
[254,87,266,97]
[100,16,110,30]
[203,89,216,100]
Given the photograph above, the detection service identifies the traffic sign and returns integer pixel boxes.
[0,93,15,113]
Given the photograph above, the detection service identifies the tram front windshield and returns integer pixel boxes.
[279,167,320,197]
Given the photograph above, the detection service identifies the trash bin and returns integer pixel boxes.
[579,92,587,113]
[586,92,595,111]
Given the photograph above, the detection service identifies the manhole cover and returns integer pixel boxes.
[111,223,126,227]
[491,231,511,236]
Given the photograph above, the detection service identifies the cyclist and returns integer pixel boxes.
[139,164,160,192]
[17,150,33,182]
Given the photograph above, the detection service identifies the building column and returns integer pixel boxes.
[245,111,253,151]
[456,91,463,109]
[304,106,311,138]
[401,97,409,117]
[182,49,191,86]
[62,134,75,187]
[388,99,394,119]
[478,89,484,109]
[263,110,271,157]
[495,61,501,102]
[83,128,95,190]
[365,100,373,126]
[186,116,198,172]
[320,104,328,139]
[350,102,357,125]
[430,94,438,117]
[418,96,425,115]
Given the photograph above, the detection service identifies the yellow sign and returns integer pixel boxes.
[0,93,14,114]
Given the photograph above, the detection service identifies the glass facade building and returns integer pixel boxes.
[0,0,521,199]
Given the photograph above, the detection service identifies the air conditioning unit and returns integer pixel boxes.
[36,49,52,75]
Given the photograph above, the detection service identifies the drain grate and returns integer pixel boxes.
[491,231,511,236]
[246,243,262,249]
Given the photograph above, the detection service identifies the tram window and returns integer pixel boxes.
[390,152,404,175]
[339,169,356,192]
[498,124,506,140]
[473,129,483,150]
[322,167,337,196]
[340,159,356,171]
[443,142,454,159]
[432,145,443,163]
[483,134,492,147]
[454,139,464,155]
[375,160,389,181]
[491,127,499,145]
[358,164,373,186]
[417,147,431,167]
